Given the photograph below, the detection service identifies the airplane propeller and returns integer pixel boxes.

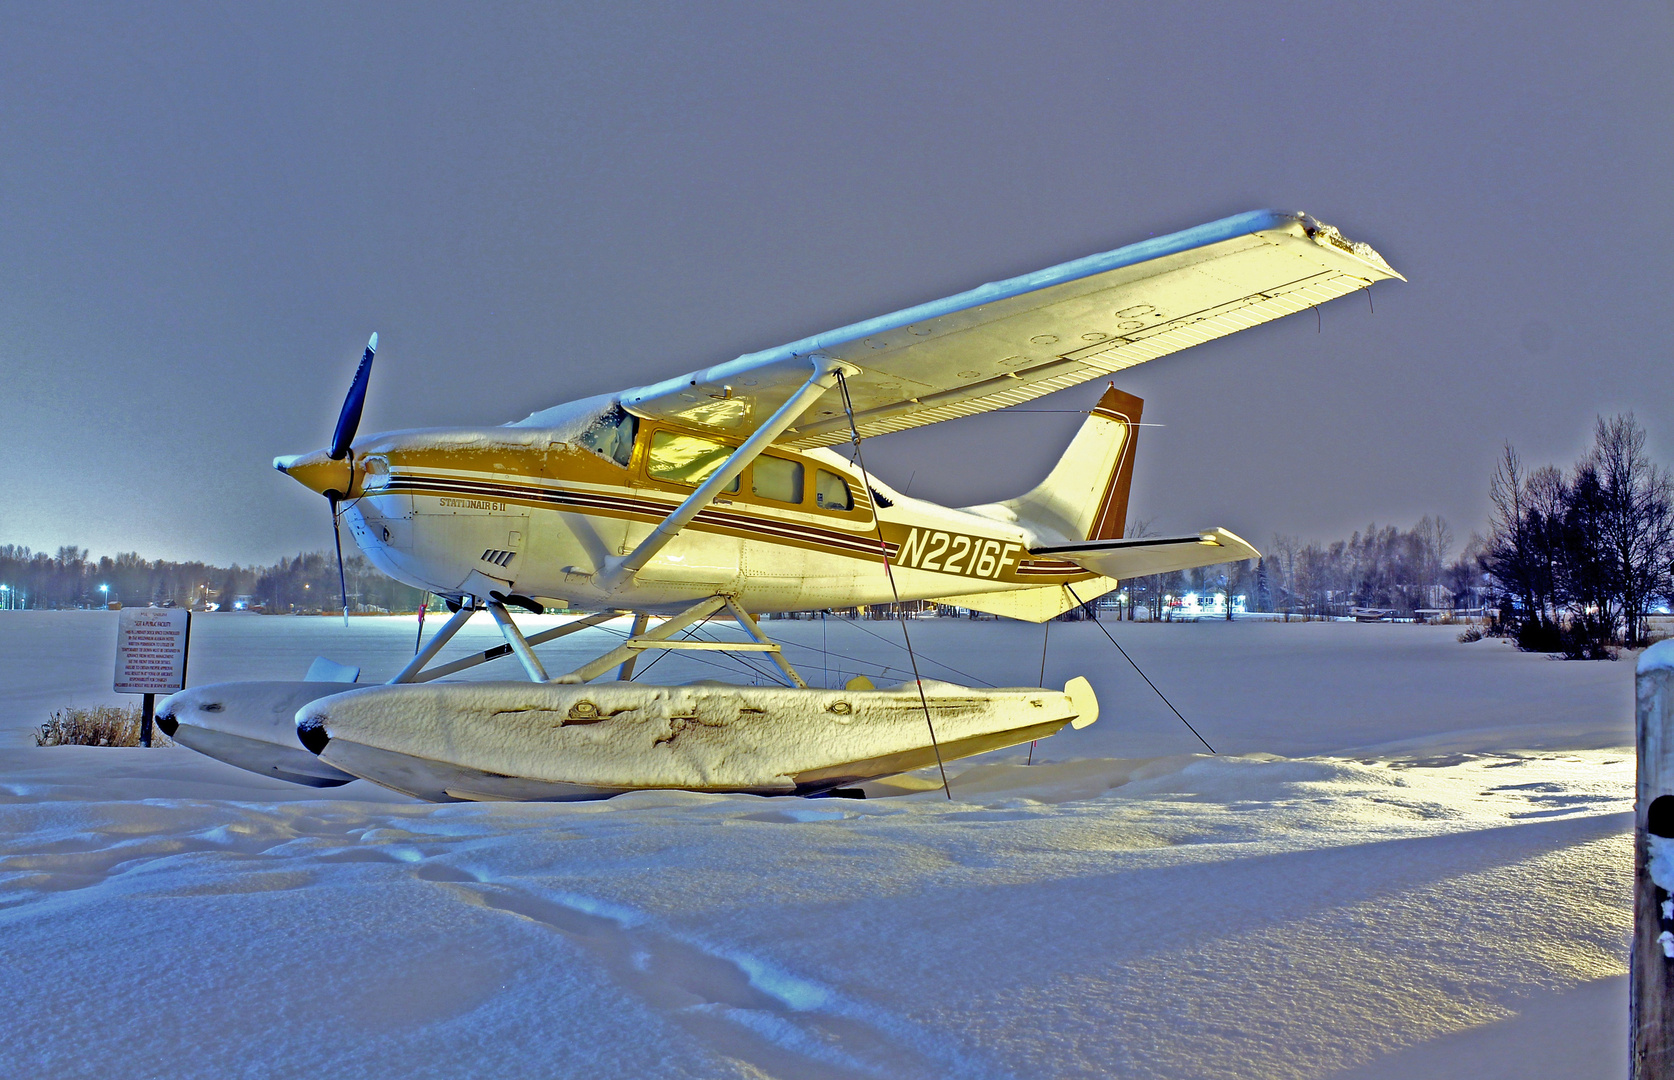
[324,333,377,626]
[331,332,377,462]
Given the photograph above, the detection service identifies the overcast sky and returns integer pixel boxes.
[3,3,1670,565]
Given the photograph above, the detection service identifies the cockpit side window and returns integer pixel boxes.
[577,404,639,468]
[646,430,740,491]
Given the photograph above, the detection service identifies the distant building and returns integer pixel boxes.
[1166,591,1247,619]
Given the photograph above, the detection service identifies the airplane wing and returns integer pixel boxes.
[617,209,1401,448]
[1032,527,1260,579]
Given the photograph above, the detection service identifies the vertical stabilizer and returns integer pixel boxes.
[977,385,1142,545]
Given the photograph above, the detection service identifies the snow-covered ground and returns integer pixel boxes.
[0,612,1635,1078]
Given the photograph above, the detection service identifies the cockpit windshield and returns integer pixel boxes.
[576,404,638,468]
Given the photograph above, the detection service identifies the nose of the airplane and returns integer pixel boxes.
[273,448,358,499]
[154,709,179,737]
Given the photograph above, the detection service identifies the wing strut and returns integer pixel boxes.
[595,355,854,594]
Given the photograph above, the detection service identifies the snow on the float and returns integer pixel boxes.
[1640,639,1674,675]
[0,614,1639,1079]
[302,677,1088,795]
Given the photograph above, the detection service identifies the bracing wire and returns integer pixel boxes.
[598,615,771,685]
[824,612,997,687]
[687,623,791,686]
[601,614,925,689]
[623,621,697,683]
[1065,584,1215,754]
[837,370,952,799]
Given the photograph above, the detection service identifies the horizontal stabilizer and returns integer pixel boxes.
[1033,527,1259,579]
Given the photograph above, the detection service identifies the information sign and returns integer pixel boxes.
[114,608,191,694]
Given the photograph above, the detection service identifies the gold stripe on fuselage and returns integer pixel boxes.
[354,427,1093,587]
[366,470,1092,586]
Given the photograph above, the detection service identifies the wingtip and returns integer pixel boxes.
[367,331,378,353]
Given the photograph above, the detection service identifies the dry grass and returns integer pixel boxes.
[34,704,174,747]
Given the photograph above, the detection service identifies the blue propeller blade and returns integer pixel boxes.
[329,332,377,461]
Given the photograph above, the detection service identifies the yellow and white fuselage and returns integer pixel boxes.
[277,389,1135,619]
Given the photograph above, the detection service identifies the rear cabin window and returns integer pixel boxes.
[752,456,803,504]
[647,431,739,491]
[814,469,852,511]
[577,405,638,468]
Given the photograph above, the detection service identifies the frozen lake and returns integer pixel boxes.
[0,609,1633,757]
[0,611,1637,1079]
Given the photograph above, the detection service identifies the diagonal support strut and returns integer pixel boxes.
[487,602,549,682]
[724,598,807,688]
[557,595,731,683]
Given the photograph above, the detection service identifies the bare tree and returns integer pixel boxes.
[1586,414,1674,645]
[1268,534,1301,619]
[1123,517,1159,620]
[1412,514,1453,608]
[1483,417,1674,651]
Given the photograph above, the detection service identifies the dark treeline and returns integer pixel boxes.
[0,546,429,613]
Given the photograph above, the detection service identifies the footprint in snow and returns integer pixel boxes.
[434,877,1010,1080]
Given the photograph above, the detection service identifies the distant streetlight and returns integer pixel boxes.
[0,584,8,610]
[99,584,109,607]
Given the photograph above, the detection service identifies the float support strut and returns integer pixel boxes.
[388,604,477,684]
[616,613,650,680]
[413,611,619,683]
[725,599,807,688]
[558,595,729,683]
[487,602,549,682]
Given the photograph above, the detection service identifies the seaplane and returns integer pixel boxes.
[158,209,1402,801]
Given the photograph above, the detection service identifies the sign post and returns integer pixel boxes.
[114,608,191,746]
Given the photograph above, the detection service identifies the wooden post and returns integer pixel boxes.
[1634,642,1674,1077]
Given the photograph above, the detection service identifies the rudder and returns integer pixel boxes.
[1083,386,1143,542]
